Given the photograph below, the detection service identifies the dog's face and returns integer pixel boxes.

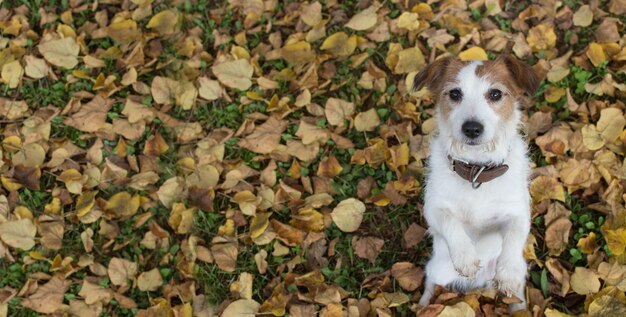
[414,56,539,151]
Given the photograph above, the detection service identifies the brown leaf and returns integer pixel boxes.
[0,218,37,250]
[137,268,163,292]
[107,257,138,286]
[390,262,424,291]
[352,236,384,264]
[21,276,71,314]
[211,236,238,272]
[212,59,254,90]
[317,155,343,178]
[403,223,426,249]
[13,164,40,190]
[325,98,355,127]
[64,95,113,132]
[238,117,288,154]
[545,217,572,256]
[271,219,305,246]
[78,280,112,305]
[38,37,80,69]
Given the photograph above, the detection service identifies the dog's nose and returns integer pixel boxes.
[462,121,483,139]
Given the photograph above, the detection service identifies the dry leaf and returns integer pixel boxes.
[570,267,601,294]
[212,59,254,90]
[331,198,366,232]
[0,218,37,250]
[21,276,71,314]
[38,37,80,69]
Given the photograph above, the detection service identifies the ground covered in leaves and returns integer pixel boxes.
[1,0,626,316]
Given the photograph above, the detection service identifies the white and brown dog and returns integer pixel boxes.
[413,56,539,313]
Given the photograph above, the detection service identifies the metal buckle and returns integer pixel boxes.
[470,165,486,189]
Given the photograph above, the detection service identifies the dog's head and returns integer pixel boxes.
[413,56,539,158]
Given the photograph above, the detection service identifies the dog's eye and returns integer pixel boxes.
[449,89,462,101]
[488,89,502,101]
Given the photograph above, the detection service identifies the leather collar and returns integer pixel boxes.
[449,156,509,189]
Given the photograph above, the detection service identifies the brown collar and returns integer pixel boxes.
[449,157,509,189]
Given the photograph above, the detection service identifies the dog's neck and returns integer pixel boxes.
[437,128,517,165]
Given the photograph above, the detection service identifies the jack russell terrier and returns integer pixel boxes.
[413,55,539,313]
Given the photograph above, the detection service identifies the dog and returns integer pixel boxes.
[413,55,539,313]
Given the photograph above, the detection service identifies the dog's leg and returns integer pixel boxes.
[419,234,458,306]
[494,214,530,312]
[426,209,481,278]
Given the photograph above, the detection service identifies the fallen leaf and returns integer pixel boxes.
[459,47,488,61]
[222,299,260,317]
[354,108,381,132]
[38,37,80,69]
[346,6,379,31]
[321,32,357,57]
[212,59,254,90]
[331,198,366,232]
[108,257,138,286]
[21,276,71,314]
[570,267,601,294]
[390,262,424,291]
[573,5,593,27]
[0,218,37,250]
[137,268,163,291]
[352,236,384,263]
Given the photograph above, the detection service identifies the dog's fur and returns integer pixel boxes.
[414,56,539,313]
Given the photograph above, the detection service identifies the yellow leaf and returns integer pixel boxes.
[570,267,601,294]
[587,42,607,67]
[1,60,23,89]
[212,59,254,90]
[354,108,381,132]
[436,301,474,317]
[38,37,80,69]
[396,12,419,31]
[527,24,556,52]
[394,47,425,74]
[143,132,170,156]
[317,155,343,178]
[345,6,379,31]
[330,198,366,232]
[530,176,565,202]
[321,32,357,57]
[604,228,626,256]
[459,46,488,61]
[577,232,598,254]
[597,107,626,143]
[107,19,141,44]
[169,203,197,234]
[582,125,604,151]
[147,10,180,35]
[250,212,271,239]
[573,5,593,27]
[233,190,259,216]
[280,41,315,65]
[545,86,565,103]
[75,191,97,218]
[105,192,141,217]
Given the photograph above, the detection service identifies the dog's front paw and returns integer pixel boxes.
[451,248,481,278]
[494,262,525,297]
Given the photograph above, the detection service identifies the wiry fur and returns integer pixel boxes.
[414,56,539,313]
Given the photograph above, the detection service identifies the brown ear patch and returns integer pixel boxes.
[476,56,539,110]
[412,57,465,97]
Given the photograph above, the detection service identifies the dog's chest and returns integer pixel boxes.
[434,170,525,229]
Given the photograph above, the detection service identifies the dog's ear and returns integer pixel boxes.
[412,57,452,93]
[501,55,540,96]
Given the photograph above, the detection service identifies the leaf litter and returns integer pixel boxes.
[1,0,626,316]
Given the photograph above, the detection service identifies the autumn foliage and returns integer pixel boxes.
[1,0,626,316]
